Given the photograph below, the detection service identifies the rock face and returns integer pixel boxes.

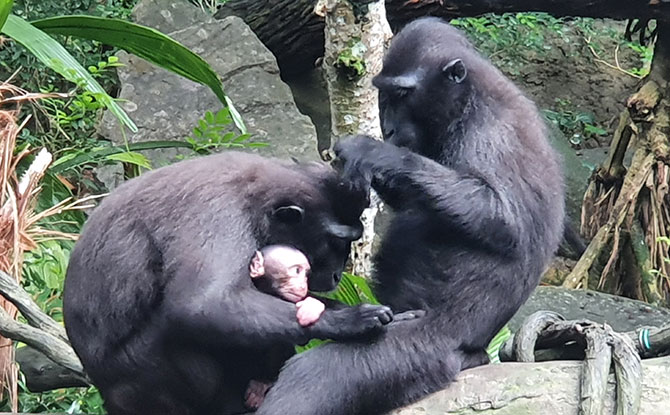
[394,357,670,415]
[509,286,670,332]
[99,0,318,171]
[395,286,670,415]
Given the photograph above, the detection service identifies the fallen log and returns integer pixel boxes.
[214,0,670,75]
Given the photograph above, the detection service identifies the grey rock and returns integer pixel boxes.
[510,286,670,332]
[285,68,332,153]
[99,0,318,171]
[132,0,213,34]
[546,124,592,229]
[94,163,125,193]
[395,357,670,415]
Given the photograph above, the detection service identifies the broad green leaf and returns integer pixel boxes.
[1,15,137,132]
[0,0,12,30]
[296,273,378,353]
[316,272,380,306]
[106,151,152,169]
[32,15,247,134]
[50,140,193,173]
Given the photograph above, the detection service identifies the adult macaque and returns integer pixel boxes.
[257,17,565,415]
[64,152,393,415]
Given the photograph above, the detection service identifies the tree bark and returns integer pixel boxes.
[315,0,392,276]
[215,0,670,76]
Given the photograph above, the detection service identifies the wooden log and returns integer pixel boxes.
[214,0,670,75]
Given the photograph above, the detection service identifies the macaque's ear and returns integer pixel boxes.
[442,59,467,84]
[272,205,305,224]
[249,251,265,278]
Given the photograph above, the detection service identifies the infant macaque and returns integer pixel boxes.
[245,245,326,409]
[249,244,325,326]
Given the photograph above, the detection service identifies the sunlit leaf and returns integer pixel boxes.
[106,151,152,169]
[0,0,13,31]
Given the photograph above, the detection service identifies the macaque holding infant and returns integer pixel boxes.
[245,245,325,409]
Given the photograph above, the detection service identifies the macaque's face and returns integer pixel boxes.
[250,246,311,303]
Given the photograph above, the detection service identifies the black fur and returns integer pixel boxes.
[256,17,565,415]
[63,152,393,415]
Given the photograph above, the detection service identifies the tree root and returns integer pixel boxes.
[503,311,652,415]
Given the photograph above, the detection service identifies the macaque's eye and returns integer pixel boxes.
[393,86,413,99]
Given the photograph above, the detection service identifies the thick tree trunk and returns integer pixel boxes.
[215,0,670,75]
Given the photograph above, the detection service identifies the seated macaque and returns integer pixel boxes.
[249,245,325,326]
[245,245,326,409]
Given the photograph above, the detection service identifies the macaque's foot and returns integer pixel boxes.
[245,379,273,410]
[296,297,326,326]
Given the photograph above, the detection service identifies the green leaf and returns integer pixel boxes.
[50,140,193,173]
[106,151,152,169]
[31,15,247,134]
[0,0,12,31]
[486,325,511,364]
[1,14,137,132]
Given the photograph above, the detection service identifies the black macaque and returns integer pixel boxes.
[255,17,565,415]
[63,152,394,415]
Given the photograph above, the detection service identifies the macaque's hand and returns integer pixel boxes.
[296,297,326,326]
[245,379,272,410]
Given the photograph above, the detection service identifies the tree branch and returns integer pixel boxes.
[0,270,89,385]
[215,0,670,75]
[0,271,67,342]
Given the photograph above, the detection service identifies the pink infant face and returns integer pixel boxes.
[250,246,311,302]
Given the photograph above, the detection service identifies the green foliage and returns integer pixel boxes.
[451,13,563,70]
[626,41,654,78]
[2,14,137,131]
[185,107,262,155]
[0,0,134,92]
[0,0,12,30]
[543,99,606,147]
[336,38,367,80]
[15,381,104,415]
[33,14,246,133]
[22,240,72,320]
[25,56,122,158]
[50,141,192,173]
